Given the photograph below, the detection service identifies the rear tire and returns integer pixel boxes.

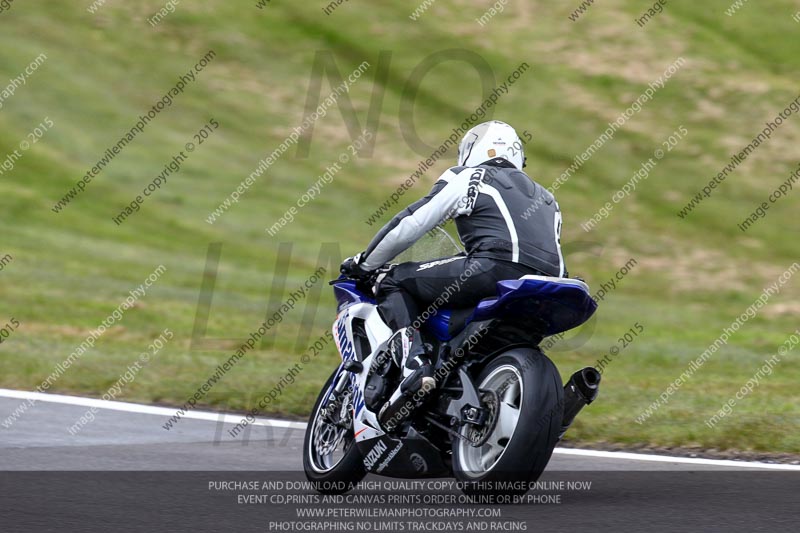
[303,370,366,494]
[452,348,562,496]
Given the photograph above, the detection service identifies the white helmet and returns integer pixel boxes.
[457,120,524,169]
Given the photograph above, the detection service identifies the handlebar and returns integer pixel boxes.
[329,277,358,285]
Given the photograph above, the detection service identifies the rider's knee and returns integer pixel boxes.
[375,269,402,297]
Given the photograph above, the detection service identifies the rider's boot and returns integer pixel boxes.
[378,327,435,431]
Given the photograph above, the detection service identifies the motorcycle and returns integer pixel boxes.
[302,228,600,496]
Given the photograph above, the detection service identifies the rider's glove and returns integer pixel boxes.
[340,252,370,278]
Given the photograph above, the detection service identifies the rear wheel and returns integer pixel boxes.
[303,370,366,494]
[452,348,562,496]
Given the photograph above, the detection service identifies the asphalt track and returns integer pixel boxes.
[1,389,798,532]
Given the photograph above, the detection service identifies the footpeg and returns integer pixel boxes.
[379,371,436,432]
[558,367,601,440]
[342,360,363,373]
[400,365,435,394]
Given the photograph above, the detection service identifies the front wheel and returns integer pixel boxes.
[303,369,366,494]
[452,348,563,496]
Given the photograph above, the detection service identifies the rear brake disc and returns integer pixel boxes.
[466,390,499,447]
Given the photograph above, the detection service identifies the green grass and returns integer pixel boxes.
[1,1,799,453]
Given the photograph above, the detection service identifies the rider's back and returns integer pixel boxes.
[454,158,566,277]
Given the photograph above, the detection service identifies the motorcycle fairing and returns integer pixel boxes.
[331,302,392,434]
[331,302,450,478]
[333,280,375,313]
[356,429,449,478]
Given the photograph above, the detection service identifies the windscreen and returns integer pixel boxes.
[390,226,464,264]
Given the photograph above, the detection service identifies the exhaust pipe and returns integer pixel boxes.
[558,367,601,440]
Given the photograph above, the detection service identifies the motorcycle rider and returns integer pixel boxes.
[341,120,567,429]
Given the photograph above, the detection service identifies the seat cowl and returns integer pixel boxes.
[518,274,591,293]
[422,276,598,341]
[471,276,597,336]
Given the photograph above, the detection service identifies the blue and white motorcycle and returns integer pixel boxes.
[303,230,600,495]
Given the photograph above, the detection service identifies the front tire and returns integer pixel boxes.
[303,370,366,494]
[452,348,562,496]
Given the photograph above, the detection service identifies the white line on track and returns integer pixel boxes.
[552,447,800,471]
[3,389,799,470]
[0,388,305,429]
